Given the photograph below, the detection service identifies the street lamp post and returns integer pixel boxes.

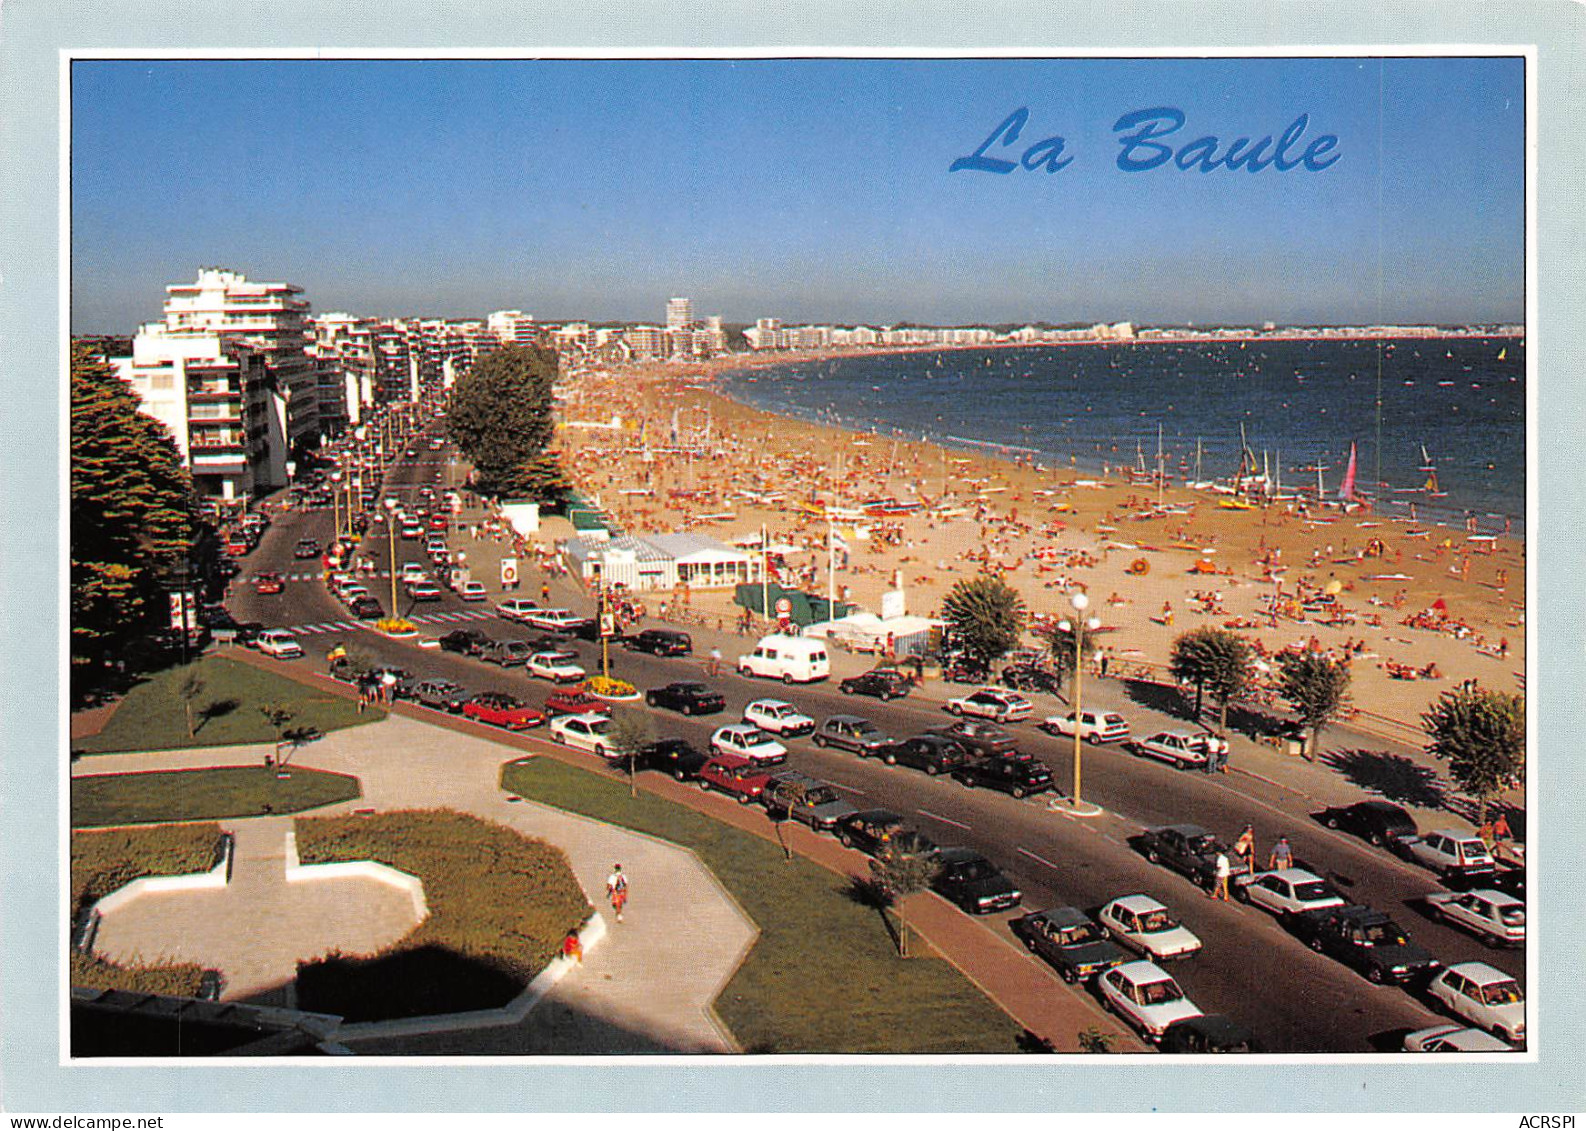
[384,496,400,617]
[1058,591,1102,812]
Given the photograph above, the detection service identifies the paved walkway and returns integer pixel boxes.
[94,816,421,1005]
[74,714,756,1055]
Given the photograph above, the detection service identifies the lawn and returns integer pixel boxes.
[70,824,223,997]
[72,766,362,828]
[74,654,382,755]
[499,758,1023,1054]
[293,810,590,1021]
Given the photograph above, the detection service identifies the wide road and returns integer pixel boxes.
[224,431,1524,1054]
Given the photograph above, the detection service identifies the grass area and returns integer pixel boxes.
[293,810,590,1021]
[72,766,362,828]
[73,654,383,755]
[500,758,1024,1054]
[70,824,222,997]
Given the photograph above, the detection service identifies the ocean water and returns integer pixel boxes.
[718,338,1526,530]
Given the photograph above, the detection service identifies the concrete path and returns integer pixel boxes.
[93,814,422,1005]
[74,715,755,1054]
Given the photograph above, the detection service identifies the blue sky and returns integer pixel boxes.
[70,57,1525,331]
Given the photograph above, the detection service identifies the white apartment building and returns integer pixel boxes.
[160,268,319,454]
[666,297,693,330]
[115,328,287,502]
[487,309,536,344]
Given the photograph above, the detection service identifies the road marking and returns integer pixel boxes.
[1017,847,1060,871]
[917,808,969,831]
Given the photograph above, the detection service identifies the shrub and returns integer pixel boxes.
[293,809,589,1020]
[70,824,222,997]
[376,617,417,634]
[72,824,222,912]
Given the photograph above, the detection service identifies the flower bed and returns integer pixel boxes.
[376,617,419,638]
[585,675,640,701]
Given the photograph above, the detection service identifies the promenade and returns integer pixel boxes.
[74,699,1140,1054]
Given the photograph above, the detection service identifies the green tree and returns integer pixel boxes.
[178,671,206,739]
[604,710,653,798]
[1421,685,1525,827]
[765,777,811,862]
[1169,627,1255,735]
[517,451,573,509]
[445,346,559,499]
[71,344,201,671]
[940,576,1027,673]
[867,848,941,958]
[1276,651,1352,760]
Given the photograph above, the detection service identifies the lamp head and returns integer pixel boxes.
[1071,592,1090,612]
[1057,619,1073,633]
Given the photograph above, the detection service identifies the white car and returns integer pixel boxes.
[743,699,816,738]
[1234,868,1347,917]
[255,629,303,659]
[526,608,587,632]
[1428,962,1525,1045]
[1128,731,1211,770]
[406,579,443,601]
[457,580,488,602]
[1402,1023,1513,1052]
[1097,895,1202,960]
[398,562,428,583]
[496,598,542,622]
[549,712,614,756]
[1041,708,1131,744]
[1425,889,1526,946]
[946,687,1033,722]
[1098,960,1203,1042]
[526,650,586,684]
[1404,829,1498,883]
[710,724,789,765]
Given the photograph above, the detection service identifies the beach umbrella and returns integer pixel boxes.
[1324,580,1343,596]
[1432,597,1448,611]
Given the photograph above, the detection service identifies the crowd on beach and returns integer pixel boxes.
[538,356,1527,726]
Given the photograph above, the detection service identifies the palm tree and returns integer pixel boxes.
[940,576,1027,674]
[868,849,941,957]
[1169,627,1254,734]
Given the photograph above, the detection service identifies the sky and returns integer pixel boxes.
[70,56,1526,332]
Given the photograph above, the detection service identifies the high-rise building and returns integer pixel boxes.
[666,297,693,330]
[115,267,319,502]
[158,268,319,454]
[487,309,536,344]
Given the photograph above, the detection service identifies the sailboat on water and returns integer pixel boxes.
[1391,444,1450,497]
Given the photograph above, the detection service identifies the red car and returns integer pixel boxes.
[461,692,546,730]
[543,688,613,717]
[697,754,775,805]
[253,571,285,595]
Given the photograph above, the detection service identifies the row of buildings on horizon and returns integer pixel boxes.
[83,266,1522,511]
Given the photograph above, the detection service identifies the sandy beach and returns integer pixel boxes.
[552,351,1526,733]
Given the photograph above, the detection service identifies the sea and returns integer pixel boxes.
[717,337,1526,534]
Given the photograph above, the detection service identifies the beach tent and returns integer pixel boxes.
[646,533,758,589]
[734,582,856,626]
[804,613,943,657]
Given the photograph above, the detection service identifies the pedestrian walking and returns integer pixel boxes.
[1233,824,1256,874]
[1268,836,1294,871]
[708,646,722,677]
[1491,813,1512,841]
[1099,648,1110,679]
[541,582,551,603]
[1212,851,1232,901]
[561,929,584,965]
[606,863,629,923]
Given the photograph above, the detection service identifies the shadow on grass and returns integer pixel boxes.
[1319,747,1447,808]
[292,944,525,1022]
[193,698,239,734]
[844,875,901,954]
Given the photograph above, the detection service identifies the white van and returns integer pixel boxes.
[737,634,831,684]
